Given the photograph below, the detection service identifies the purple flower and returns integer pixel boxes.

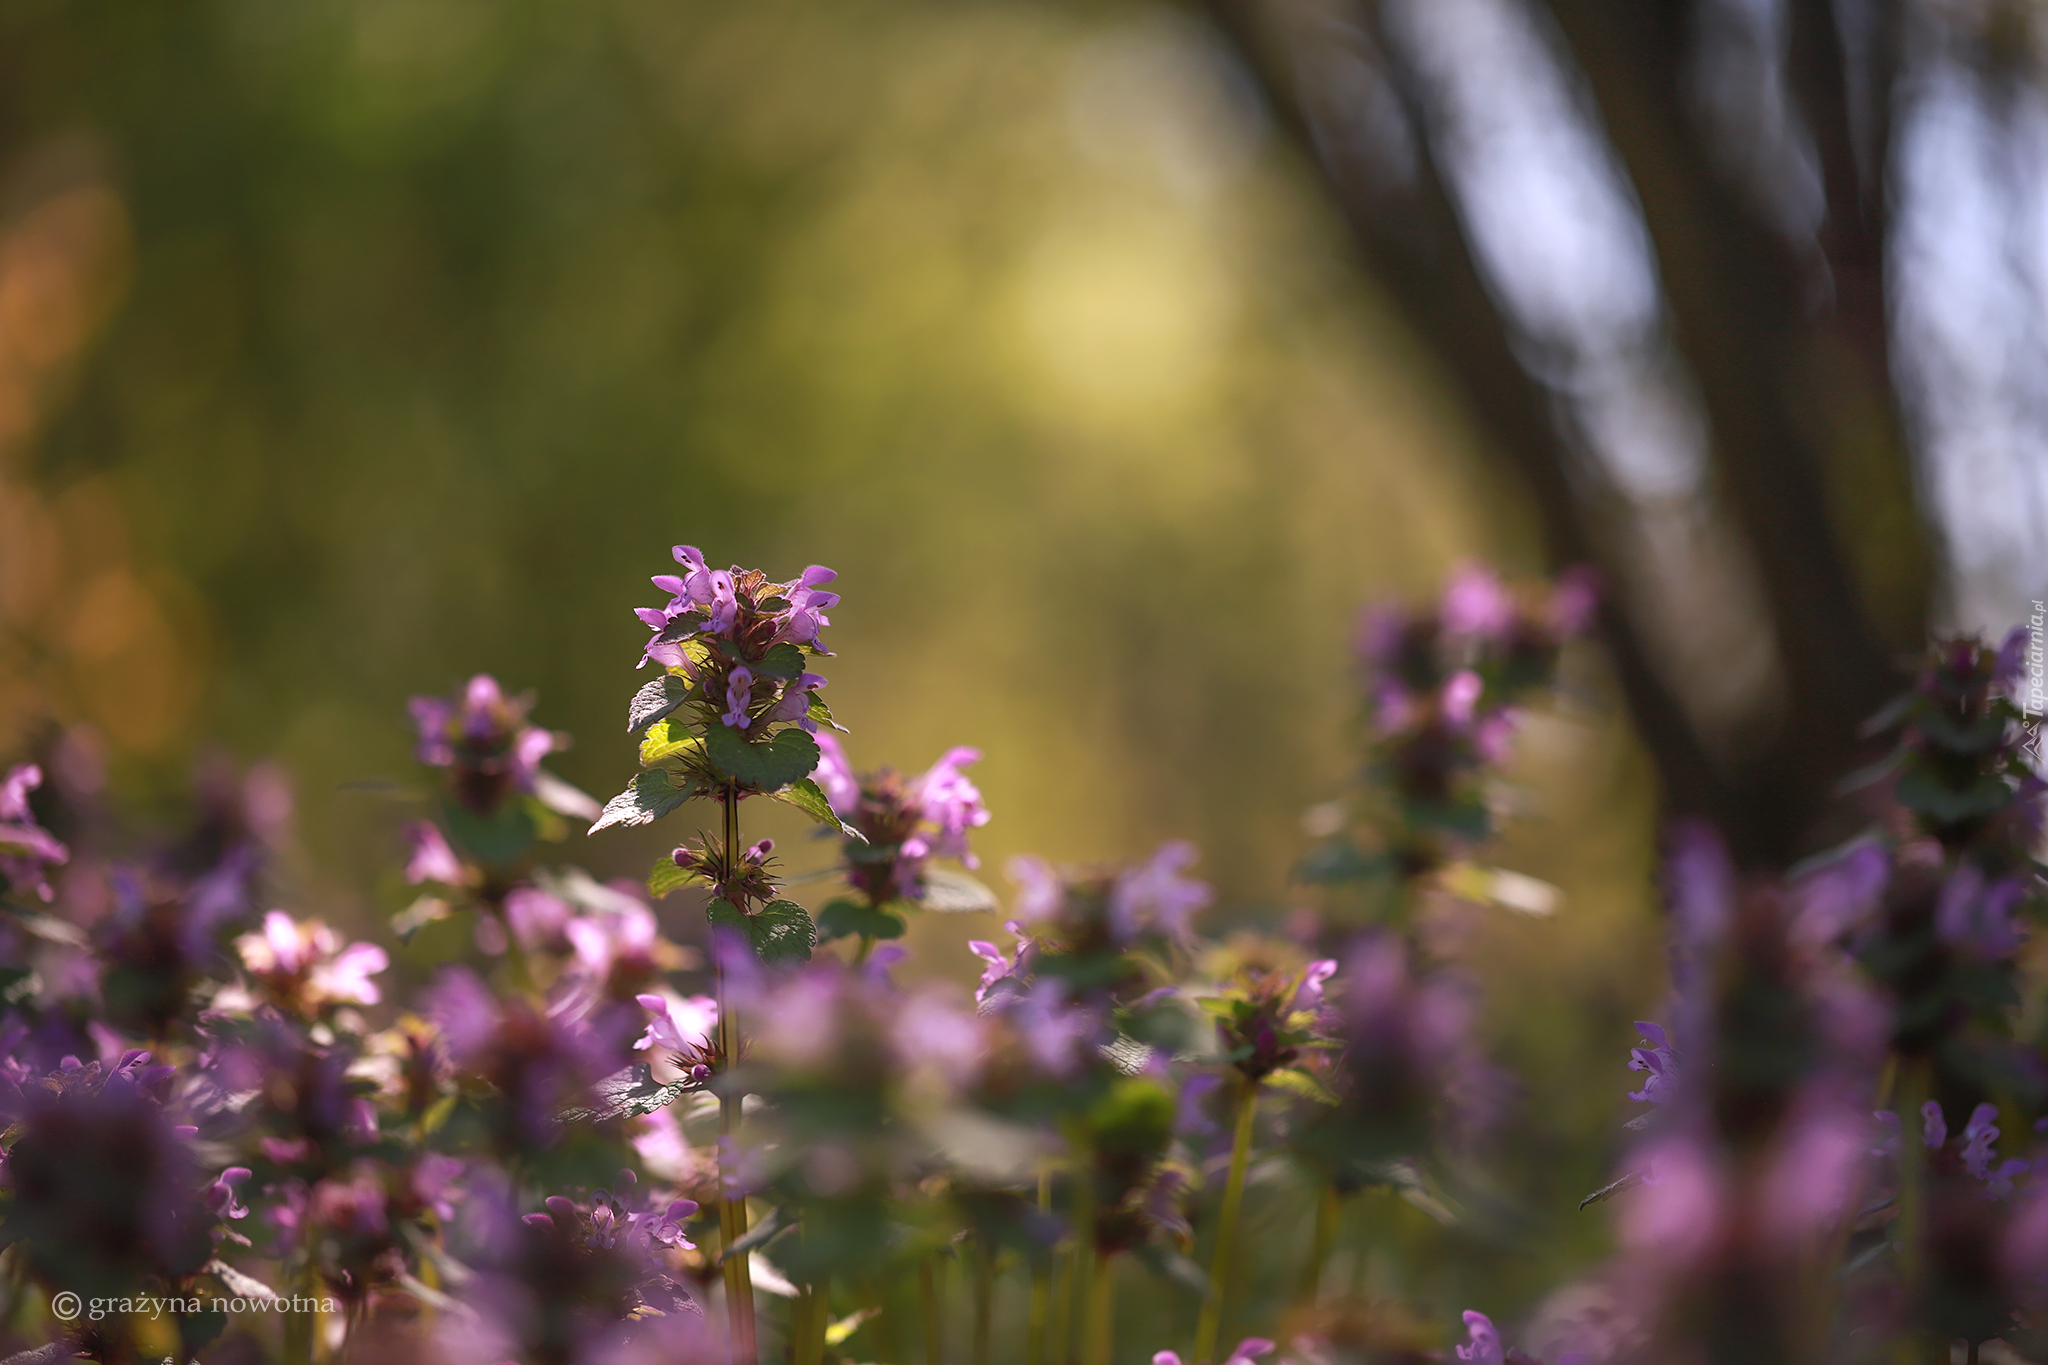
[967,929,1036,1004]
[1923,1099,1948,1150]
[766,671,828,731]
[1153,1341,1273,1365]
[1934,864,2025,958]
[404,820,467,886]
[409,675,562,814]
[890,986,987,1093]
[1110,841,1213,948]
[776,565,840,646]
[1626,1022,1679,1107]
[811,733,860,816]
[722,667,755,729]
[633,993,718,1060]
[1790,840,1889,945]
[1441,565,1515,642]
[909,746,990,867]
[1441,669,1484,728]
[1456,1311,1505,1365]
[234,910,389,1011]
[1757,1094,1871,1240]
[0,762,68,902]
[204,1166,253,1220]
[1006,855,1065,923]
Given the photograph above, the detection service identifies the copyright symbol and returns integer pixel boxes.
[50,1291,80,1321]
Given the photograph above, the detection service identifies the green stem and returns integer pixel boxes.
[973,1236,995,1365]
[1081,1250,1115,1365]
[1028,1171,1051,1365]
[1298,1184,1342,1308]
[1193,1079,1257,1365]
[853,933,874,967]
[717,784,758,1365]
[920,1254,943,1365]
[1048,1244,1075,1365]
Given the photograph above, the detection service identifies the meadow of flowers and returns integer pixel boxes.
[1,543,2045,1365]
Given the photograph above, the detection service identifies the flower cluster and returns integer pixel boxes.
[810,735,994,948]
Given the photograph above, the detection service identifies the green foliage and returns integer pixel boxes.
[443,797,538,867]
[627,675,694,737]
[704,724,820,794]
[771,777,865,839]
[709,897,816,965]
[646,854,697,900]
[752,642,808,681]
[588,769,696,834]
[555,1063,695,1124]
[815,898,906,943]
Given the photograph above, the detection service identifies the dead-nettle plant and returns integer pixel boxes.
[15,545,2048,1365]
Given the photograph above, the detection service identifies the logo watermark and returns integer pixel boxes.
[51,1289,337,1322]
[2025,600,2046,767]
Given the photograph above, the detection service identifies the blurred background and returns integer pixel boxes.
[2,0,2042,1342]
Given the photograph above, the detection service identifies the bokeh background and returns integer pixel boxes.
[18,0,2036,1347]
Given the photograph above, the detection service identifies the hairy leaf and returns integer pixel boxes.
[709,898,816,965]
[752,642,807,681]
[628,675,694,736]
[704,724,820,794]
[557,1062,694,1124]
[771,777,865,839]
[588,770,695,834]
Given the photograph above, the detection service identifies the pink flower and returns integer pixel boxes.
[404,821,466,885]
[1455,1312,1504,1365]
[1440,564,1515,642]
[722,667,755,729]
[235,911,388,1010]
[1110,841,1213,948]
[0,763,68,902]
[1006,855,1065,923]
[910,746,990,868]
[811,733,860,816]
[634,993,719,1057]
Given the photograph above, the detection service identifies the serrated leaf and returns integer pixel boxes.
[752,642,807,681]
[916,866,997,913]
[629,675,695,737]
[654,612,706,644]
[771,778,865,839]
[704,724,821,794]
[557,1062,695,1124]
[709,899,815,965]
[815,898,906,943]
[806,692,849,734]
[648,855,700,899]
[641,718,703,766]
[589,770,696,835]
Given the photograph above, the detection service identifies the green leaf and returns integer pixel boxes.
[640,718,702,766]
[704,724,821,793]
[806,692,850,734]
[1266,1066,1340,1106]
[628,675,694,737]
[444,798,538,866]
[648,855,699,899]
[917,866,997,913]
[816,898,906,943]
[708,898,816,964]
[771,778,866,839]
[1896,765,2012,825]
[752,642,807,681]
[588,770,696,834]
[557,1062,696,1124]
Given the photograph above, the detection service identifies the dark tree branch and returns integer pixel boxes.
[1201,0,1933,864]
